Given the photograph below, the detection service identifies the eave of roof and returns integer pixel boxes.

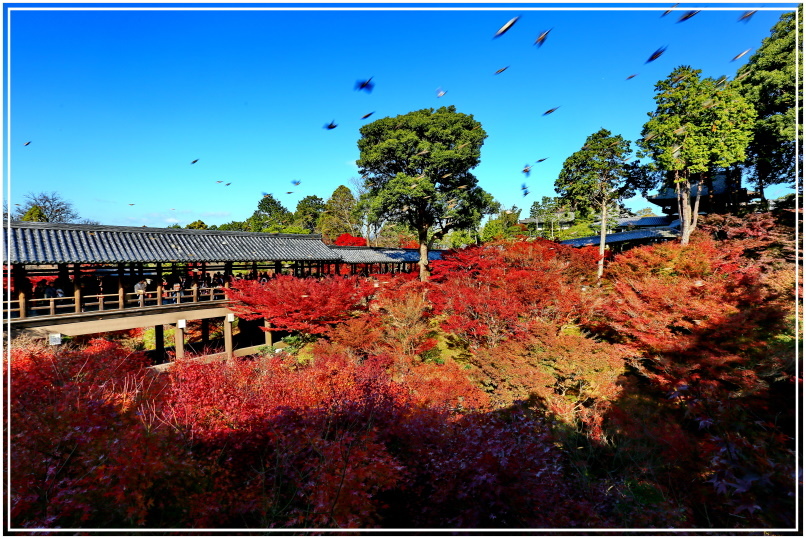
[329,246,443,264]
[559,228,679,248]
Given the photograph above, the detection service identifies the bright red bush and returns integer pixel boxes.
[226,274,376,335]
[333,233,368,246]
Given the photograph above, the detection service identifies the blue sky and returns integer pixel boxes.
[4,2,800,228]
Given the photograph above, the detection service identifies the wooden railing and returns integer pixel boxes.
[4,284,229,320]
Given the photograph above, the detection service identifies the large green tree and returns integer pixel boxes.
[293,195,326,233]
[357,105,492,280]
[247,194,293,233]
[637,66,756,244]
[318,185,361,243]
[556,129,648,278]
[736,7,802,202]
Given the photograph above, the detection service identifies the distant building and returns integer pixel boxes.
[518,210,575,232]
[647,173,757,216]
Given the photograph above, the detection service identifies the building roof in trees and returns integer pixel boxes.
[329,247,443,264]
[559,227,679,248]
[614,215,673,228]
[3,221,341,264]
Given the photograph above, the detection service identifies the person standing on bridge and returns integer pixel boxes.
[134,279,147,307]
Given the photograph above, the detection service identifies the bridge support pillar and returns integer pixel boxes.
[224,313,234,362]
[175,320,185,360]
[155,324,165,363]
[263,319,273,347]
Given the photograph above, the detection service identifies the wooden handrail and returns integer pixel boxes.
[3,287,229,319]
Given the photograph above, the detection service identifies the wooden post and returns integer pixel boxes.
[49,298,56,316]
[117,263,125,309]
[155,325,165,363]
[224,313,234,362]
[156,283,163,306]
[174,321,185,360]
[18,292,27,319]
[73,264,82,313]
[201,319,209,346]
[263,319,273,347]
[192,282,199,303]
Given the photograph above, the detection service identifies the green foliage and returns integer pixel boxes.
[248,193,292,232]
[555,129,641,217]
[318,185,360,243]
[638,66,756,243]
[357,105,493,279]
[736,7,803,195]
[480,205,522,242]
[293,195,326,232]
[185,219,208,230]
[20,204,48,222]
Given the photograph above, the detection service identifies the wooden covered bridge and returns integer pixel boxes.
[3,221,440,362]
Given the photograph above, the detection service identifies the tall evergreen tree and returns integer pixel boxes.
[637,66,755,244]
[556,128,648,278]
[736,7,802,203]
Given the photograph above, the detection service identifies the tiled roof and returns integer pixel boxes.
[329,247,443,264]
[3,221,341,264]
[559,228,679,248]
[615,215,673,228]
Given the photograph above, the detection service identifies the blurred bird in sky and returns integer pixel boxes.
[191,159,199,164]
[522,164,532,177]
[128,203,135,206]
[436,87,447,98]
[626,74,637,80]
[662,3,679,17]
[355,77,374,92]
[216,180,223,183]
[543,107,560,116]
[535,29,551,47]
[536,157,548,163]
[291,179,301,186]
[646,46,667,63]
[494,16,519,38]
[732,49,751,61]
[739,10,757,22]
[678,10,699,23]
[225,182,231,186]
[361,112,374,119]
[494,66,509,74]
[23,141,31,146]
[325,121,338,130]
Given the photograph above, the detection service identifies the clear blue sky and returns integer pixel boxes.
[4,2,799,228]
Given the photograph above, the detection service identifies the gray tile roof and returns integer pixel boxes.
[329,247,443,264]
[3,221,341,264]
[559,228,679,248]
[615,215,673,228]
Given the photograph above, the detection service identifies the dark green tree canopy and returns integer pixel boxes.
[736,7,802,194]
[357,105,492,279]
[185,220,208,230]
[637,65,756,243]
[248,194,292,232]
[555,128,648,218]
[293,195,326,233]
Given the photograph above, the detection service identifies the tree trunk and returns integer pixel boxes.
[678,172,694,245]
[597,200,608,279]
[418,229,430,282]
